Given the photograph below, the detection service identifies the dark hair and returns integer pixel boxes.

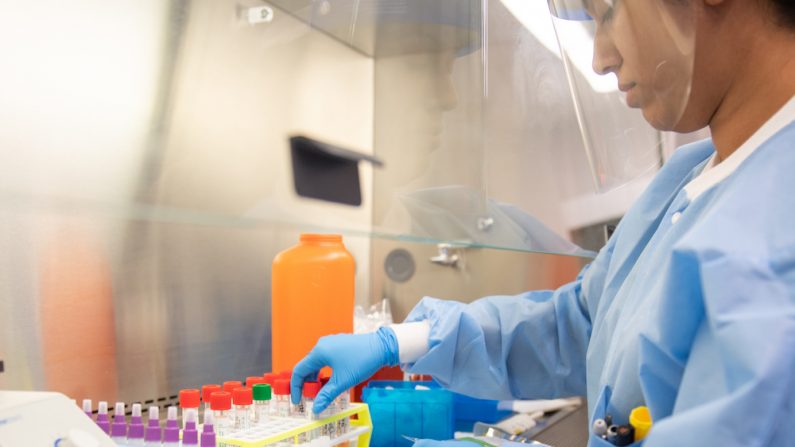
[771,0,795,28]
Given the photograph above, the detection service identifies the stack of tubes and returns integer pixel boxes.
[77,370,352,446]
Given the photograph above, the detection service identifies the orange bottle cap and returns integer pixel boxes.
[179,389,201,408]
[210,391,232,411]
[232,387,253,406]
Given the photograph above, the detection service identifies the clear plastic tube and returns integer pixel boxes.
[214,409,231,436]
[232,387,253,431]
[253,399,270,425]
[273,379,291,417]
[275,394,290,417]
[291,396,305,418]
[234,404,251,430]
[335,390,350,436]
[202,384,222,420]
[211,391,233,437]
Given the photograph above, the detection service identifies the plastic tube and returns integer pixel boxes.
[110,402,127,442]
[273,379,291,417]
[211,391,233,437]
[127,403,145,445]
[303,381,322,441]
[202,384,222,416]
[163,406,180,447]
[82,399,92,419]
[201,409,217,447]
[144,406,162,447]
[335,390,350,436]
[182,408,200,446]
[252,383,272,426]
[233,387,253,431]
[180,389,201,429]
[95,401,110,434]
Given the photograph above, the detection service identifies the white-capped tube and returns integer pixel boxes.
[110,402,127,441]
[82,399,92,418]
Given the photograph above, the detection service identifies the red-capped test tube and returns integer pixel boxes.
[202,384,222,415]
[223,381,243,394]
[303,381,322,420]
[246,376,266,388]
[210,391,233,437]
[262,372,278,386]
[273,379,291,417]
[232,387,253,431]
[179,389,201,429]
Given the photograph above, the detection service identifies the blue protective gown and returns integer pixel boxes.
[401,122,795,446]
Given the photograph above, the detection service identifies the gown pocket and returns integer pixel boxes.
[587,386,644,447]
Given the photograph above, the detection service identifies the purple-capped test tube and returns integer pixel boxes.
[163,406,180,447]
[182,408,199,446]
[82,399,92,419]
[110,402,128,442]
[96,401,111,434]
[144,406,162,447]
[127,403,145,445]
[201,409,217,447]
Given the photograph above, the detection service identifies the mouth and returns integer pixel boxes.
[618,81,637,93]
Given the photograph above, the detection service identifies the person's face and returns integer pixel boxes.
[587,0,695,130]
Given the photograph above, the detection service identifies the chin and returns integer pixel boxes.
[640,99,690,132]
[641,106,677,131]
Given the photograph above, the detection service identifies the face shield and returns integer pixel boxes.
[548,0,696,191]
[283,0,482,57]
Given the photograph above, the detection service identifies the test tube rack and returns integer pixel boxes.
[218,403,372,447]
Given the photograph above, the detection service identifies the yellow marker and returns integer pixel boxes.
[629,406,653,442]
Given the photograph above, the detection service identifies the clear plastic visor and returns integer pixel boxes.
[548,0,696,191]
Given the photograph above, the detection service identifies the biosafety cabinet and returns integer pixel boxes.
[0,0,682,407]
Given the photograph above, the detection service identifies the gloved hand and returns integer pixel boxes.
[291,327,400,413]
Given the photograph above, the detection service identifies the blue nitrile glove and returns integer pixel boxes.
[291,327,400,413]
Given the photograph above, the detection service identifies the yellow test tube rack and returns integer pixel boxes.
[218,403,372,447]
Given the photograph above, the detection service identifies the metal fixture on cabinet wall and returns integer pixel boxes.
[384,248,416,283]
[246,6,274,24]
[477,216,495,232]
[429,243,462,268]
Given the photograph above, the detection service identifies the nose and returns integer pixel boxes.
[592,27,621,75]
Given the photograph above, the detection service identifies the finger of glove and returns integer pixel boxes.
[313,379,346,414]
[291,352,327,404]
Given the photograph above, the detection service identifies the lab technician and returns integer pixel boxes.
[293,0,795,445]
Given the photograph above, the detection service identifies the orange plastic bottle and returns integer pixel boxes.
[271,234,355,373]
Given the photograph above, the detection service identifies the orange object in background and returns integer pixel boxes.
[271,234,355,373]
[39,221,119,402]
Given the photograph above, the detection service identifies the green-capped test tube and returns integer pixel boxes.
[252,383,272,425]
